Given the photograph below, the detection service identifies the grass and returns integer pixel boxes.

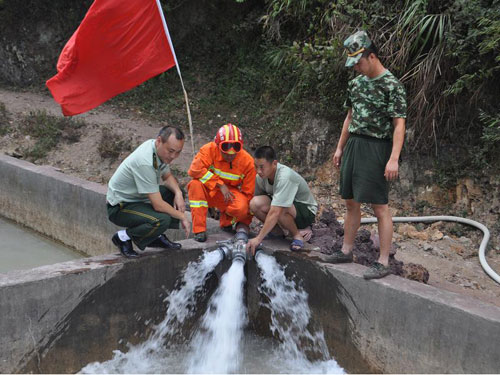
[19,110,85,160]
[0,102,10,135]
[97,127,133,159]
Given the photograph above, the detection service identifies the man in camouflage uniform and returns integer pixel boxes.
[330,30,407,279]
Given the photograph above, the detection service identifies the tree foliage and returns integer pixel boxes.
[259,0,500,163]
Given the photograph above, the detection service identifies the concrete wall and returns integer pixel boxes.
[0,155,218,256]
[267,250,500,374]
[0,239,225,374]
[1,243,500,373]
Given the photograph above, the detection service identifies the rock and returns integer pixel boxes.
[417,184,453,207]
[311,227,330,237]
[462,281,473,288]
[422,242,433,251]
[397,224,417,236]
[402,263,430,283]
[356,229,371,243]
[458,236,473,246]
[311,208,430,284]
[430,229,444,241]
[408,230,429,241]
[431,221,443,229]
[449,243,465,255]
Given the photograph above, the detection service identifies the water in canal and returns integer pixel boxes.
[0,215,84,273]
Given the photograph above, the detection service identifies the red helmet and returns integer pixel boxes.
[214,123,243,154]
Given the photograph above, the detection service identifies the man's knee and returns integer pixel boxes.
[372,204,390,218]
[225,201,249,220]
[345,199,361,212]
[155,213,173,232]
[249,195,270,213]
[187,179,205,196]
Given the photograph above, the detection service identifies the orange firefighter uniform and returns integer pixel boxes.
[187,142,256,234]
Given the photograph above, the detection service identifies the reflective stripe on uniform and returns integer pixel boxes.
[189,200,209,208]
[209,166,243,181]
[200,170,214,184]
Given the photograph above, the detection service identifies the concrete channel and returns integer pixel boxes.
[1,154,499,373]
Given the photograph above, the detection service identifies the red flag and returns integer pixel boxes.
[46,0,175,116]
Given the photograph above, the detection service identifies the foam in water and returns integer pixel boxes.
[256,252,345,374]
[80,250,223,374]
[187,259,247,373]
[81,251,345,374]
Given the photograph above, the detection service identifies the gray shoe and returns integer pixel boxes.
[363,262,391,280]
[324,250,353,263]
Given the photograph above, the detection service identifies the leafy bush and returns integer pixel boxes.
[19,110,84,160]
[0,102,10,135]
[97,127,132,159]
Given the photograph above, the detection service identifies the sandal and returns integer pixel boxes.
[290,239,303,251]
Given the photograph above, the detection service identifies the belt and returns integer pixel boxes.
[349,132,391,143]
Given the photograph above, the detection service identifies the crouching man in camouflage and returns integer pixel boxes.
[331,30,407,279]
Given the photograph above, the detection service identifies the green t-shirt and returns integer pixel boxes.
[344,70,407,139]
[106,139,170,205]
[255,163,317,214]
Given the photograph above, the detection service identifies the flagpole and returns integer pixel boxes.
[155,0,195,158]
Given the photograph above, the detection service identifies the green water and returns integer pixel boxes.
[0,216,84,273]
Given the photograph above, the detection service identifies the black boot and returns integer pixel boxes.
[194,232,207,242]
[148,234,182,249]
[112,233,139,258]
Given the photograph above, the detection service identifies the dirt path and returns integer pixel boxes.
[0,88,210,184]
[1,87,499,307]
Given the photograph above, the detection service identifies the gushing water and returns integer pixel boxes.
[187,259,247,373]
[80,250,345,373]
[255,252,344,374]
[80,250,223,374]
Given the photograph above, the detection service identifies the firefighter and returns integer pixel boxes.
[187,123,256,242]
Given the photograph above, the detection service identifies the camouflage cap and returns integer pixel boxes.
[343,30,372,67]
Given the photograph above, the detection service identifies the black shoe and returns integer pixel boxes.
[112,233,139,258]
[324,250,353,263]
[363,262,391,280]
[194,232,207,242]
[148,234,182,249]
[221,225,235,234]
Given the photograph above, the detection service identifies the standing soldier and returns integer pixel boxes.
[187,123,256,242]
[331,30,407,279]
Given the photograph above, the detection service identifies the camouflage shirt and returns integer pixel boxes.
[344,70,407,139]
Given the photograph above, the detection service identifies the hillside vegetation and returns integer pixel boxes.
[0,0,499,177]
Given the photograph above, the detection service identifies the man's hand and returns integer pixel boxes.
[173,191,186,213]
[246,237,261,256]
[385,158,399,181]
[219,184,235,203]
[180,215,191,238]
[333,149,343,168]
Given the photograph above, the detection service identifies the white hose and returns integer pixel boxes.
[339,215,498,284]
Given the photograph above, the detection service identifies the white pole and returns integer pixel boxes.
[155,0,196,157]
